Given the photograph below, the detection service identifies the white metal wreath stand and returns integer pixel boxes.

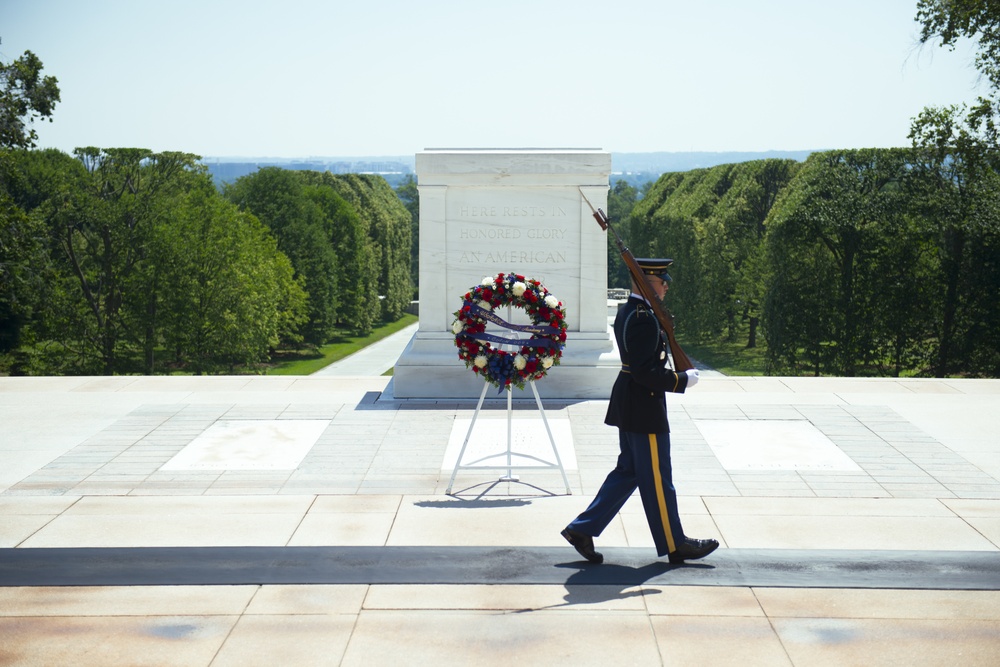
[446,306,572,495]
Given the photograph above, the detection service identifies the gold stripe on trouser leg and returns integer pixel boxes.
[648,434,677,553]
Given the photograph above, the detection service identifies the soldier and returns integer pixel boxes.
[561,258,718,564]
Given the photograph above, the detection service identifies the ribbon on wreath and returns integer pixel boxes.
[462,303,562,336]
[458,302,561,351]
[458,331,560,349]
[457,301,561,393]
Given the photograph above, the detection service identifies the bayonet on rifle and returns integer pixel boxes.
[580,187,694,372]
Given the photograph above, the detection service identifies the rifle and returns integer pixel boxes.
[580,188,695,372]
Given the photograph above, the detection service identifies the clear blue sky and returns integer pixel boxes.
[0,0,986,158]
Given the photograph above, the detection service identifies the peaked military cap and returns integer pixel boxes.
[635,257,673,283]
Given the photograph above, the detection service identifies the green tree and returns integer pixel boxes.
[629,166,734,339]
[226,168,401,339]
[0,41,60,149]
[606,179,640,290]
[915,1,1000,152]
[396,174,419,292]
[321,173,412,322]
[301,180,375,334]
[225,168,341,344]
[762,149,926,376]
[154,182,307,373]
[912,2,1000,377]
[717,160,799,347]
[0,186,41,354]
[4,148,309,375]
[0,149,86,372]
[58,148,201,373]
[763,226,841,376]
[910,106,1000,376]
[1,152,30,352]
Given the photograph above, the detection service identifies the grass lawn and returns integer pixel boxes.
[267,313,417,376]
[680,339,768,376]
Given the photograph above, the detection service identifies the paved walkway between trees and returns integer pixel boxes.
[1,373,999,666]
[311,323,419,377]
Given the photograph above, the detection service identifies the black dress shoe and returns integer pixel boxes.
[561,527,604,564]
[667,537,719,563]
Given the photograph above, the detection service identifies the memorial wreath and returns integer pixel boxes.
[453,271,568,391]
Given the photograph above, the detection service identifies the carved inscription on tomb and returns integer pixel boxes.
[452,202,573,266]
[459,205,567,218]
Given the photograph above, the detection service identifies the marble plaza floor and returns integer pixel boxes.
[1,353,999,665]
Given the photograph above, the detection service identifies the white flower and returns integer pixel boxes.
[544,295,559,309]
[479,302,492,311]
[512,281,526,297]
[514,355,527,371]
[474,355,488,369]
[481,276,495,287]
[451,320,463,335]
[542,357,554,369]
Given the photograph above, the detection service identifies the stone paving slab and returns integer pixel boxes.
[4,393,999,501]
[2,585,999,667]
[5,493,997,552]
[1,375,999,666]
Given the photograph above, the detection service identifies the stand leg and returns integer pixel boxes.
[447,380,571,496]
[499,386,519,482]
[446,381,490,494]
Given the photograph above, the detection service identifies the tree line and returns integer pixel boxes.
[616,149,999,378]
[3,143,996,378]
[0,148,412,375]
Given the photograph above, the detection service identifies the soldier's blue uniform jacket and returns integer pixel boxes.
[605,295,690,433]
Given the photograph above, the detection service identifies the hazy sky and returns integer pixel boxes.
[0,0,987,158]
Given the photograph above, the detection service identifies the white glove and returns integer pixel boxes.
[685,369,700,387]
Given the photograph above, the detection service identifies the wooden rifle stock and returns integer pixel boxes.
[581,189,695,372]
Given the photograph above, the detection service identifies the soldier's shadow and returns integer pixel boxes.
[516,559,714,612]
